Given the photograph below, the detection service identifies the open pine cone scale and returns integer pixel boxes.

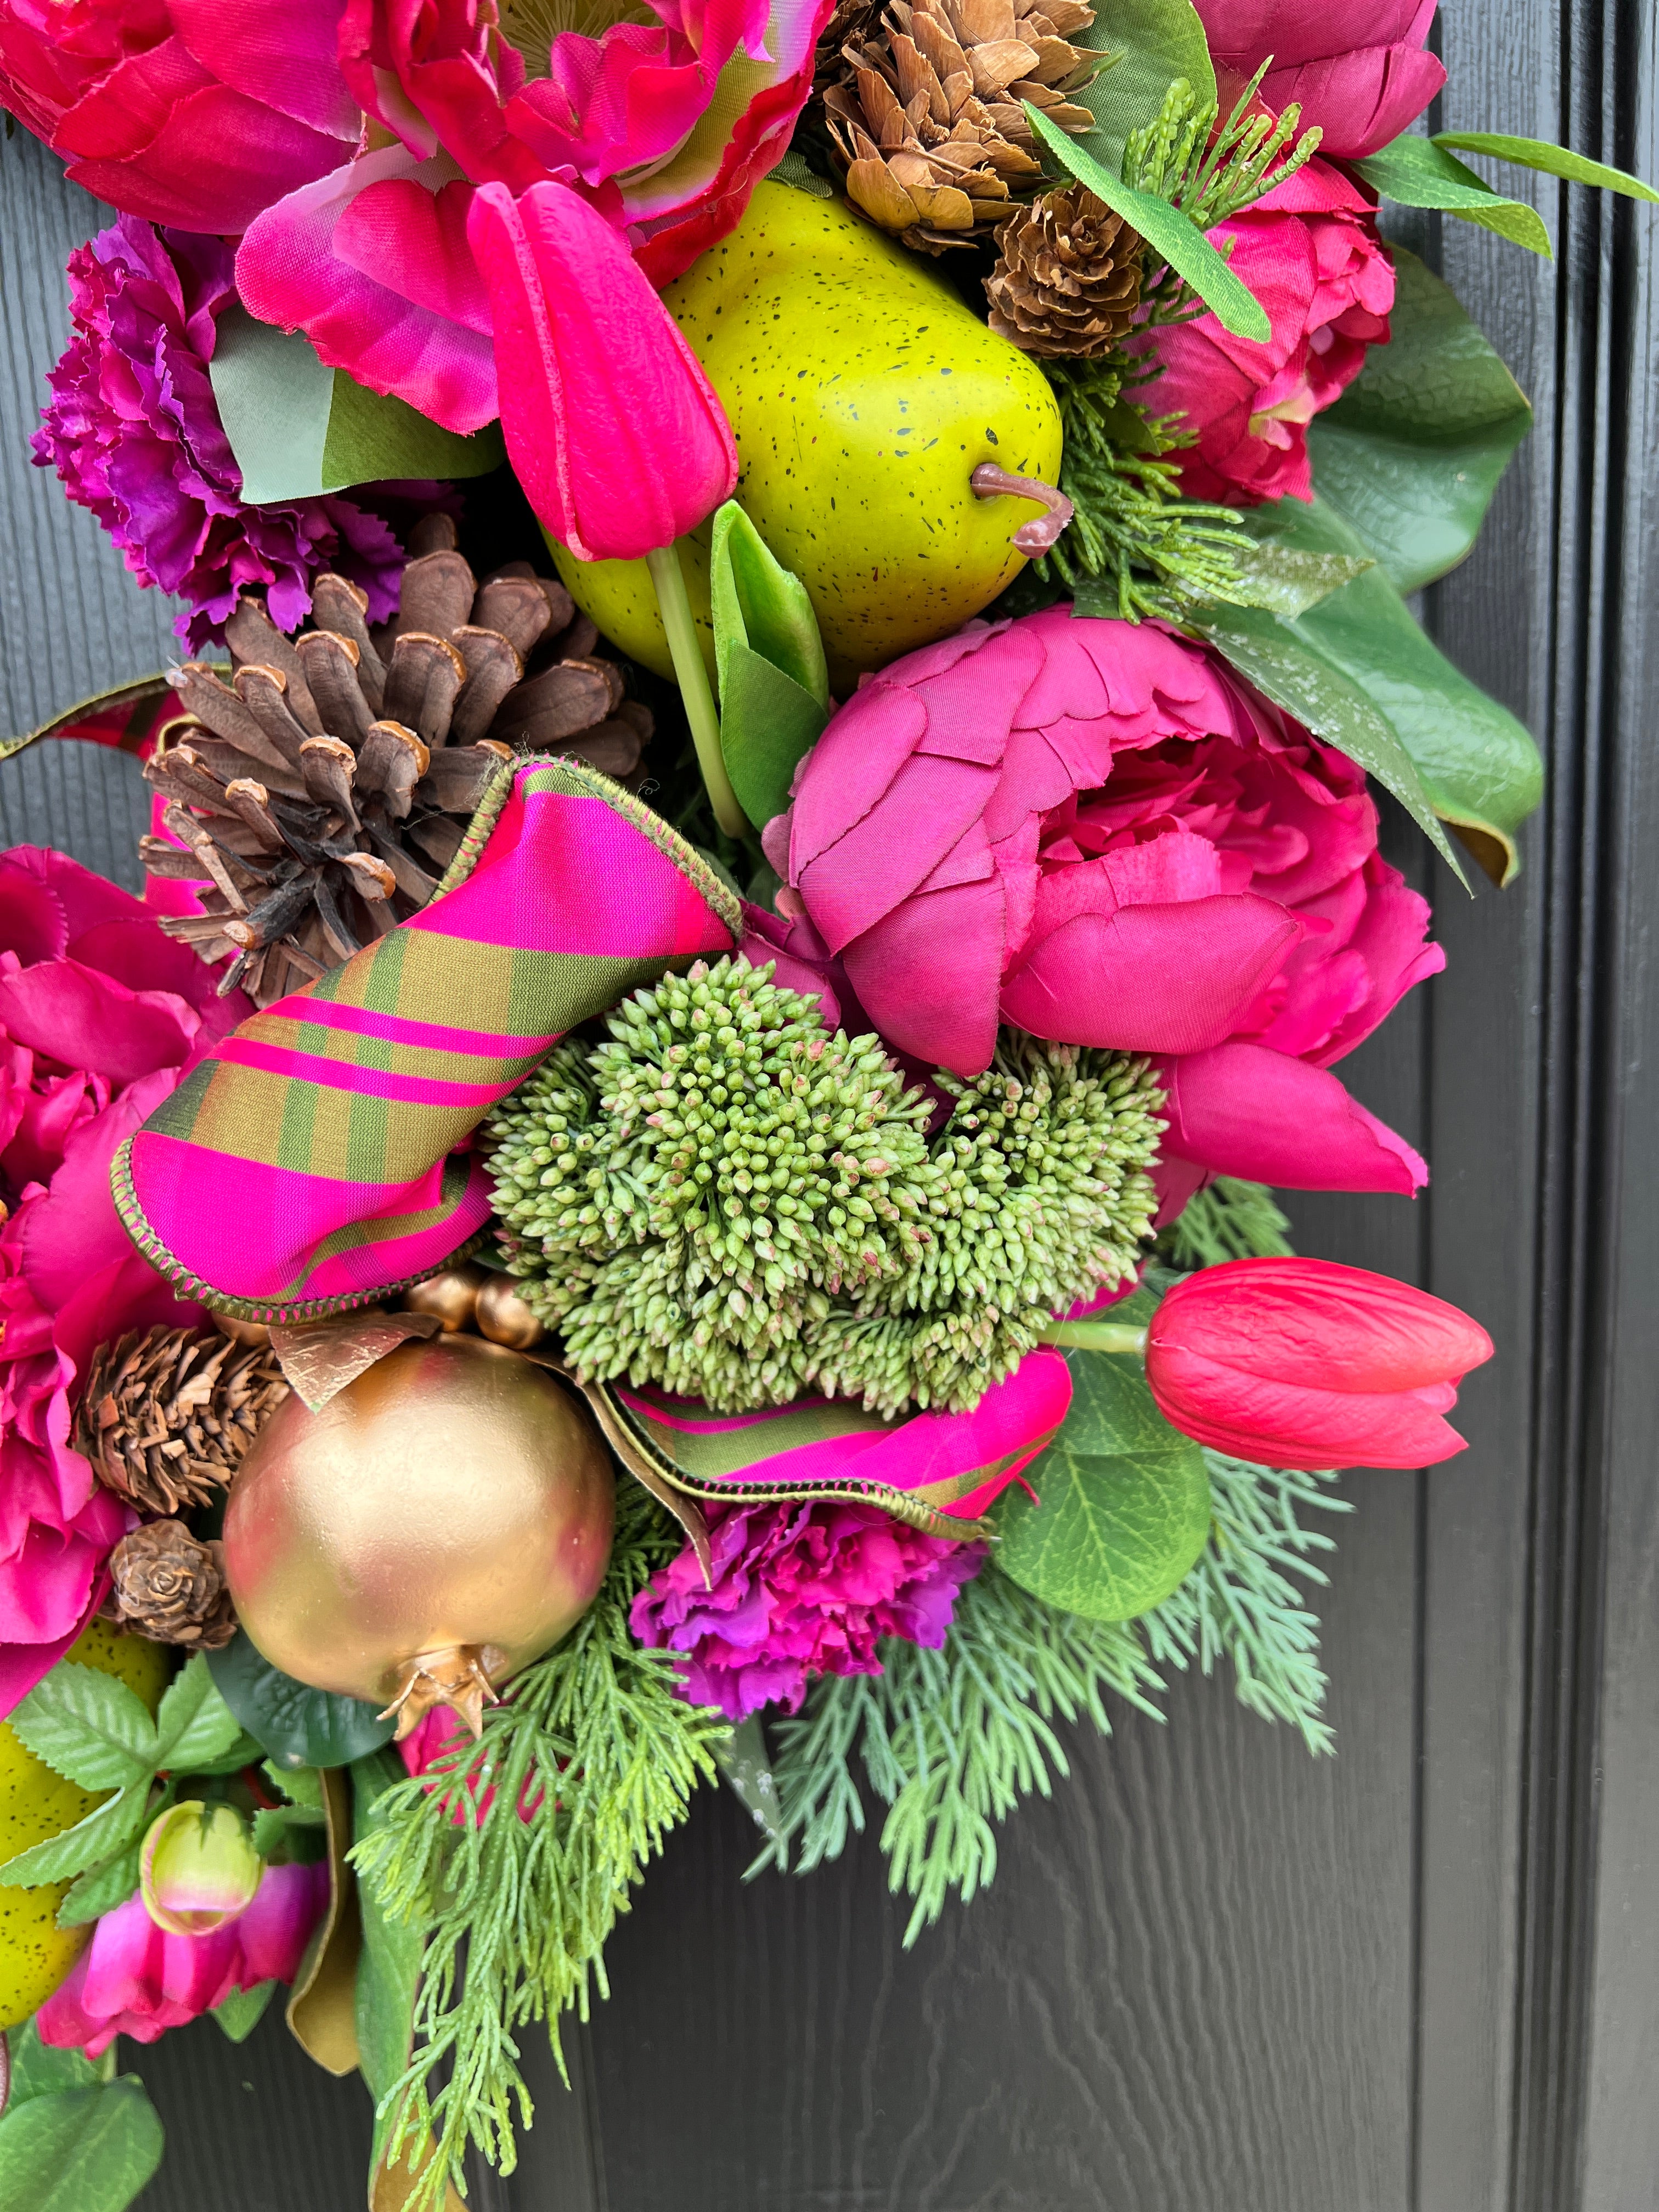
[143,519,654,1007]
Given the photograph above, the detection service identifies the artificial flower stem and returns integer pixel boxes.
[1038,1321,1149,1355]
[646,540,749,840]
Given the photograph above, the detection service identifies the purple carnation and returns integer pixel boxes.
[630,1499,985,1722]
[32,215,409,651]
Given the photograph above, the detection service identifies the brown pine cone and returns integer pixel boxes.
[105,1522,238,1650]
[78,1326,289,1516]
[821,0,1099,251]
[140,515,655,1006]
[985,184,1144,357]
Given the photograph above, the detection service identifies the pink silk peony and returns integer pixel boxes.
[0,0,359,234]
[36,1859,330,2056]
[0,848,248,1714]
[770,607,1439,1198]
[631,1497,984,1720]
[1138,160,1395,507]
[1193,0,1446,161]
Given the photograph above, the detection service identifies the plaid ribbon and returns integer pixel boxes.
[114,757,741,1321]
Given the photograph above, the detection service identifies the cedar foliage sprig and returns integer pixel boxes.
[1156,1176,1295,1268]
[349,1487,727,2210]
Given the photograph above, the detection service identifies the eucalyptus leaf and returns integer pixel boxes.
[155,1657,244,1773]
[56,1842,143,1929]
[9,1666,156,1793]
[994,1353,1211,1622]
[1024,103,1270,342]
[1072,0,1215,182]
[1355,132,1552,256]
[1307,247,1532,592]
[1434,131,1659,203]
[0,1784,150,1889]
[211,1980,277,2044]
[207,1637,394,1769]
[0,2079,163,2212]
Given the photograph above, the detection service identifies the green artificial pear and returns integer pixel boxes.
[549,181,1065,696]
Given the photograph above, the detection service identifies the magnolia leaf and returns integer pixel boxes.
[8,1666,156,1793]
[0,2080,163,2212]
[1434,131,1659,203]
[1072,0,1216,181]
[994,1355,1211,1622]
[285,1770,361,2079]
[154,1656,244,1773]
[1228,539,1375,618]
[56,1842,143,1929]
[0,1785,150,1890]
[207,1635,394,1769]
[1024,103,1271,341]
[1356,132,1553,256]
[211,1980,278,2044]
[209,303,504,507]
[1308,247,1532,592]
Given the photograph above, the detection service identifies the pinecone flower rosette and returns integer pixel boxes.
[105,1521,238,1650]
[985,184,1144,357]
[821,0,1101,252]
[77,1325,289,1517]
[143,517,656,1006]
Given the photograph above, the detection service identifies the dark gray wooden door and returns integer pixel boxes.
[1,0,1654,2203]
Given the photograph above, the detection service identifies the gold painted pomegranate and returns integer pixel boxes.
[221,1335,614,1735]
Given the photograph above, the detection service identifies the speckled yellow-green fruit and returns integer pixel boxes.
[0,1618,171,2028]
[548,180,1064,697]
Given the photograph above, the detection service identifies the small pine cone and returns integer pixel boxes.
[820,0,1099,252]
[985,184,1144,357]
[77,1326,289,1516]
[105,1522,238,1650]
[141,513,655,1007]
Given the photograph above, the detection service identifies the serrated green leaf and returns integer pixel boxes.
[211,1980,277,2044]
[0,2079,163,2212]
[154,1657,242,1773]
[1308,247,1532,592]
[1071,0,1215,182]
[1025,103,1271,341]
[9,1665,156,1793]
[1434,131,1659,203]
[266,1762,326,1812]
[56,1842,143,1928]
[992,1353,1212,1621]
[1356,132,1553,256]
[1193,497,1542,885]
[206,1636,394,1769]
[0,1785,150,1889]
[179,1729,268,1779]
[251,1803,326,1859]
[4,2026,100,2114]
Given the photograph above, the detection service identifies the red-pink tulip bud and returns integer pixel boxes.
[139,1801,264,1937]
[466,178,737,563]
[1144,1257,1494,1470]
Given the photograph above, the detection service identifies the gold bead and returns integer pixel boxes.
[474,1274,546,1351]
[401,1263,488,1333]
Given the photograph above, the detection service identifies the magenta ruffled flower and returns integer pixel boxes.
[630,1499,984,1721]
[1193,0,1446,163]
[0,847,247,1715]
[32,213,410,651]
[36,1860,329,2057]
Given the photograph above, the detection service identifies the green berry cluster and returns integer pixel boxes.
[484,958,1165,1415]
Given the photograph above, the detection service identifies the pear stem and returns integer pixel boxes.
[646,540,749,840]
[1038,1320,1149,1355]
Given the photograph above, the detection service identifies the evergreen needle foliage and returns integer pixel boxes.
[349,1486,727,2210]
[1157,1176,1295,1268]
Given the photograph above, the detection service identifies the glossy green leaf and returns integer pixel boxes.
[709,501,831,831]
[1229,538,1375,617]
[8,1665,155,1793]
[992,1352,1211,1621]
[211,1980,278,2044]
[1194,498,1542,885]
[209,304,504,506]
[1073,0,1216,180]
[1307,247,1532,592]
[0,2079,163,2212]
[1355,132,1553,256]
[718,648,830,832]
[4,2026,101,2113]
[1434,131,1659,202]
[207,1637,394,1770]
[1025,103,1271,341]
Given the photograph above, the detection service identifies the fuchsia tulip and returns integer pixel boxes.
[1193,0,1446,161]
[0,0,359,234]
[465,178,737,561]
[1145,1258,1494,1469]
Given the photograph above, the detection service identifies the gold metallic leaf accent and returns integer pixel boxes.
[268,1310,443,1413]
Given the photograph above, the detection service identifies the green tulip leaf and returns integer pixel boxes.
[1355,132,1553,257]
[209,303,504,506]
[0,2079,163,2212]
[207,1635,394,1770]
[1025,103,1271,342]
[1307,247,1533,592]
[1072,0,1216,181]
[1190,497,1543,886]
[1433,132,1659,204]
[709,501,831,830]
[992,1350,1211,1621]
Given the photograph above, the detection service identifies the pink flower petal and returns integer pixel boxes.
[1161,1040,1429,1193]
